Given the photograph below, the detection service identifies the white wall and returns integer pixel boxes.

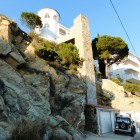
[35,8,70,42]
[35,8,60,41]
[58,23,70,38]
[108,56,140,83]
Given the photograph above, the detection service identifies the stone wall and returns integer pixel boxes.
[0,15,26,68]
[57,14,97,104]
[0,15,12,42]
[84,104,98,134]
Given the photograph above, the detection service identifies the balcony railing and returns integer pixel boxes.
[124,64,140,72]
[128,55,140,64]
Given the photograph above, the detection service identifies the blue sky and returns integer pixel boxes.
[0,0,140,57]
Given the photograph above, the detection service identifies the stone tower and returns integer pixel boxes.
[57,14,97,104]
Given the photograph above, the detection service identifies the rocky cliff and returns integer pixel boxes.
[97,79,140,112]
[0,15,86,140]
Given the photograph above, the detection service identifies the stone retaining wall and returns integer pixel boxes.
[84,104,98,134]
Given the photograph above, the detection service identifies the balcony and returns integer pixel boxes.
[128,55,140,64]
[124,74,140,83]
[124,64,140,73]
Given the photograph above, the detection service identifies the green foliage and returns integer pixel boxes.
[93,35,129,64]
[28,32,41,40]
[111,78,140,96]
[31,32,83,71]
[34,38,82,70]
[122,82,140,94]
[35,46,59,61]
[34,38,60,62]
[92,35,129,78]
[96,71,102,79]
[58,43,81,66]
[12,120,46,140]
[111,78,121,85]
[20,12,42,31]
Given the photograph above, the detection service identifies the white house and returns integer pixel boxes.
[36,8,140,84]
[35,8,69,42]
[108,52,140,83]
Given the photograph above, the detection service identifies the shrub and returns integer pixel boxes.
[111,78,121,85]
[28,32,41,40]
[58,43,82,66]
[122,82,140,94]
[12,120,46,140]
[35,46,59,61]
[33,37,82,70]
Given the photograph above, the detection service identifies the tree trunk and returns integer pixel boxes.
[104,59,108,79]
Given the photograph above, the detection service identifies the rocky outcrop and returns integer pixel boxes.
[23,42,86,133]
[0,15,31,68]
[97,79,140,112]
[0,59,50,136]
[18,57,86,133]
[0,15,86,139]
[50,73,86,132]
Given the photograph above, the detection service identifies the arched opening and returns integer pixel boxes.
[45,13,50,18]
[53,15,57,21]
[44,22,49,28]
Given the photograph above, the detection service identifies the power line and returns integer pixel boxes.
[109,0,138,58]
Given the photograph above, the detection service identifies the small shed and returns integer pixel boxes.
[95,105,117,134]
[85,104,118,135]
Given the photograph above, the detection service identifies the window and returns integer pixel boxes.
[45,13,50,18]
[59,28,66,36]
[44,22,49,28]
[116,117,130,124]
[53,15,57,21]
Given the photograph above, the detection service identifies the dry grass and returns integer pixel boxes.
[11,120,46,140]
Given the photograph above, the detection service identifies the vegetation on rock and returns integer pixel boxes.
[111,77,121,85]
[111,77,140,97]
[122,82,140,97]
[12,120,46,140]
[30,33,83,71]
[58,42,82,66]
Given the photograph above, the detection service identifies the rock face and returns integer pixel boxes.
[97,79,140,112]
[0,15,30,68]
[50,73,86,132]
[0,15,85,139]
[0,59,50,139]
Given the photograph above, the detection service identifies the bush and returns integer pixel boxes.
[122,82,140,94]
[58,43,82,66]
[28,32,40,40]
[111,78,121,85]
[32,36,82,70]
[12,120,46,140]
[35,46,59,61]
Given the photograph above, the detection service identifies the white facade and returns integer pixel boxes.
[108,53,140,83]
[35,8,70,42]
